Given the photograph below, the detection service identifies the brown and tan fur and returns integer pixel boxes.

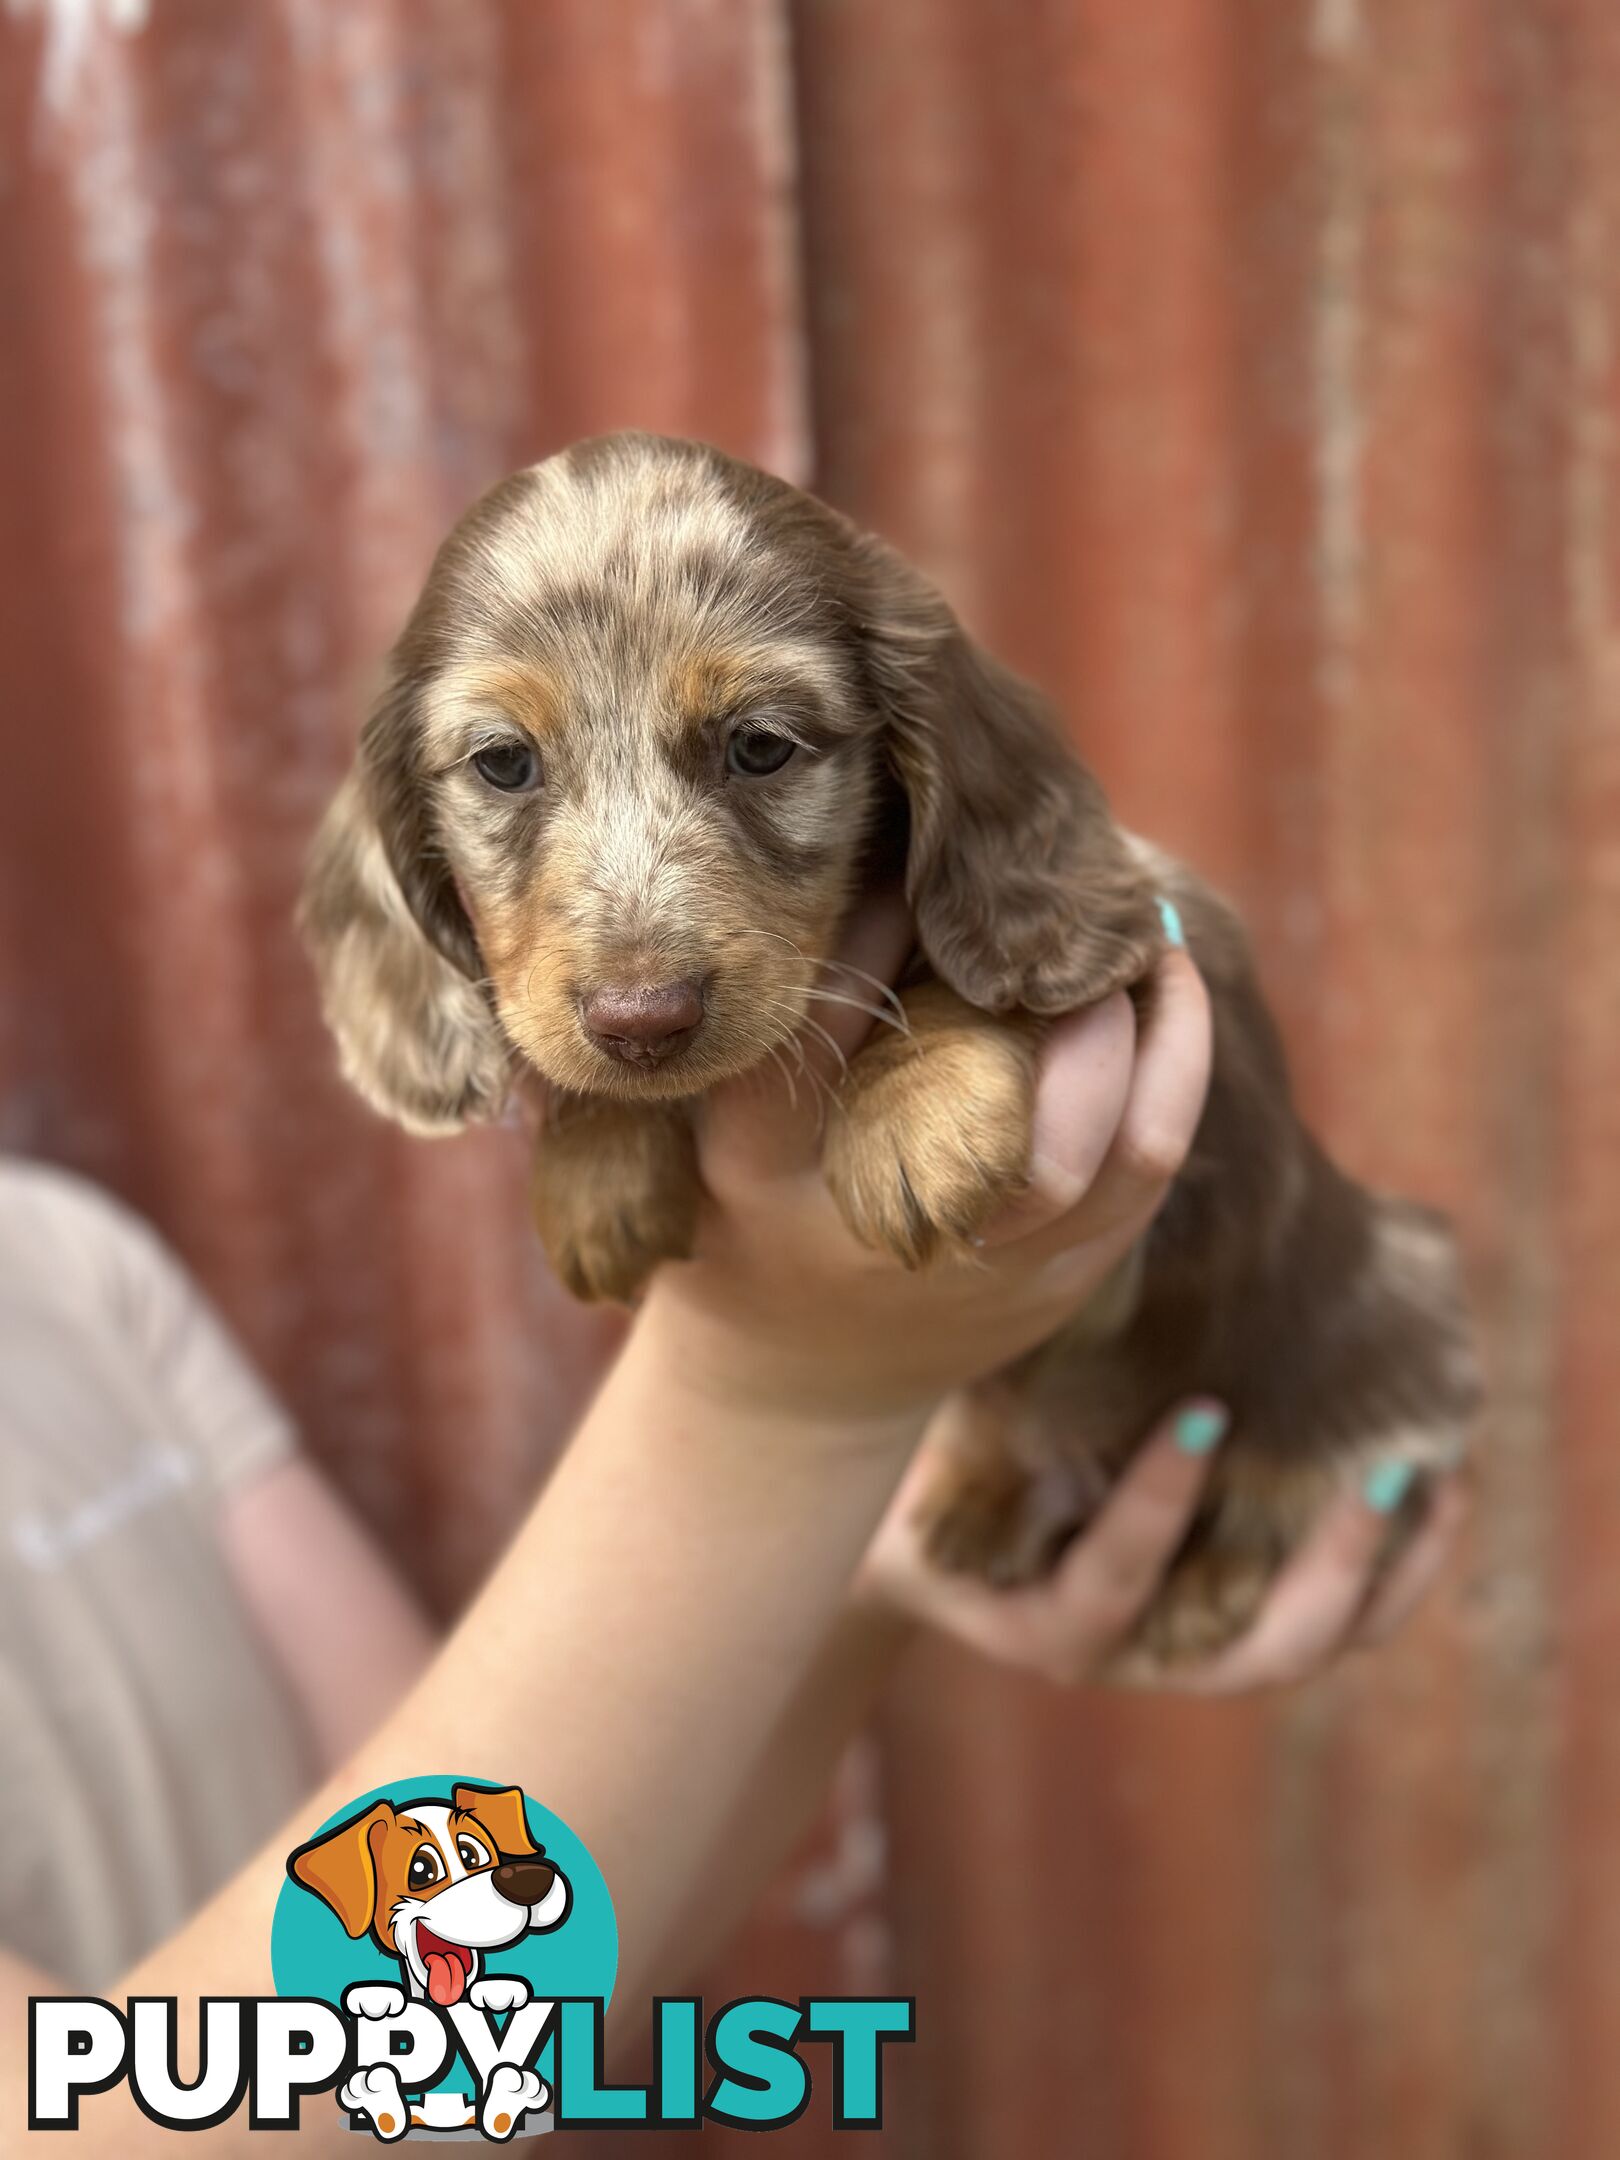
[301,432,1479,1661]
[287,1785,544,1957]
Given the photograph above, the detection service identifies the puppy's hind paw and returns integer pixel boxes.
[915,1450,1099,1588]
[482,2065,548,2140]
[1131,1539,1277,1667]
[340,2064,410,2142]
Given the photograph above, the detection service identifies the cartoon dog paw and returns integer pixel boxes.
[343,1983,407,2023]
[339,2063,410,2142]
[481,2064,547,2140]
[468,1975,531,2014]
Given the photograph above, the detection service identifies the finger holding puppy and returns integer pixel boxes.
[1022,946,1214,1260]
[861,1409,1467,1694]
[653,935,1213,1432]
[858,1399,1229,1680]
[1105,1467,1468,1694]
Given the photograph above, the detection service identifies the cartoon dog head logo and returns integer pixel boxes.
[287,1783,572,2008]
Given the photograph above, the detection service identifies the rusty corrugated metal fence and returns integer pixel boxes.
[1,3,1615,2154]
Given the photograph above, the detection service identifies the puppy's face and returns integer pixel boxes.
[288,1786,570,2008]
[412,449,880,1104]
[303,432,1158,1134]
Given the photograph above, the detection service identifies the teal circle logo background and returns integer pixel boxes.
[271,1775,616,2066]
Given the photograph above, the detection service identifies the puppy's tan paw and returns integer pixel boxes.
[916,1452,1041,1583]
[531,1102,698,1304]
[823,990,1037,1268]
[915,1449,1097,1588]
[1131,1536,1278,1667]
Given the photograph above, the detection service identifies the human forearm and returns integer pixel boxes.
[645,1597,916,2005]
[446,1288,923,2011]
[9,1299,922,2150]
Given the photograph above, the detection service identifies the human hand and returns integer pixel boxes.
[640,891,1214,1434]
[858,1400,1469,1690]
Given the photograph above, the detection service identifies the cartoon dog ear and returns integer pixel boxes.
[452,1784,538,1859]
[846,533,1162,1015]
[300,672,511,1136]
[287,1800,394,1940]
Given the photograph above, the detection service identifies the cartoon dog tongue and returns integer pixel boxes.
[424,1950,467,2007]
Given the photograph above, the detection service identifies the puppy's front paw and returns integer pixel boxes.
[469,1975,530,2014]
[532,1102,698,1303]
[823,987,1036,1268]
[343,1983,406,2023]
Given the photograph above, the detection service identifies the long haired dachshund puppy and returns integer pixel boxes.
[302,432,1479,1660]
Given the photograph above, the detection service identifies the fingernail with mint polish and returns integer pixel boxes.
[1157,896,1186,949]
[1174,1402,1229,1456]
[1363,1460,1416,1514]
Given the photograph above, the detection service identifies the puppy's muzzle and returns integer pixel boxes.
[492,1860,557,1908]
[581,978,704,1066]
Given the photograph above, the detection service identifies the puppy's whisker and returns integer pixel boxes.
[762,1022,837,1130]
[758,999,851,1089]
[805,1062,839,1136]
[746,931,905,1023]
[799,987,910,1036]
[763,1041,800,1111]
[815,958,908,1029]
[761,1016,810,1079]
[756,997,841,1094]
[796,1016,849,1083]
[517,943,573,1021]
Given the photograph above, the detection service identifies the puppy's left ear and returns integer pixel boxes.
[849,536,1162,1014]
[452,1783,538,1859]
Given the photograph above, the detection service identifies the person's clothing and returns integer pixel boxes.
[0,1161,316,1986]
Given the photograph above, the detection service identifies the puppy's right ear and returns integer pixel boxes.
[287,1800,394,1940]
[300,677,510,1136]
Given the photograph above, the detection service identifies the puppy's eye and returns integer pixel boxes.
[726,727,796,779]
[407,1847,443,1891]
[472,741,542,792]
[456,1836,490,1870]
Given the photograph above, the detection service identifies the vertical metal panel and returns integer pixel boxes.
[794,2,1610,2156]
[0,2,1615,2153]
[0,0,801,1611]
[1554,6,1620,2153]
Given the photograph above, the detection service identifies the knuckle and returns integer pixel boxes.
[1257,1660,1310,1691]
[1256,1634,1331,1687]
[1113,1118,1189,1194]
[1087,1537,1169,1618]
[1086,1574,1148,1637]
[1038,1640,1089,1687]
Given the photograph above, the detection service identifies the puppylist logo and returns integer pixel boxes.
[28,1776,914,2140]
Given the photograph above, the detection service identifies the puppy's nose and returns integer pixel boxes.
[581,979,704,1062]
[492,1860,556,1908]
